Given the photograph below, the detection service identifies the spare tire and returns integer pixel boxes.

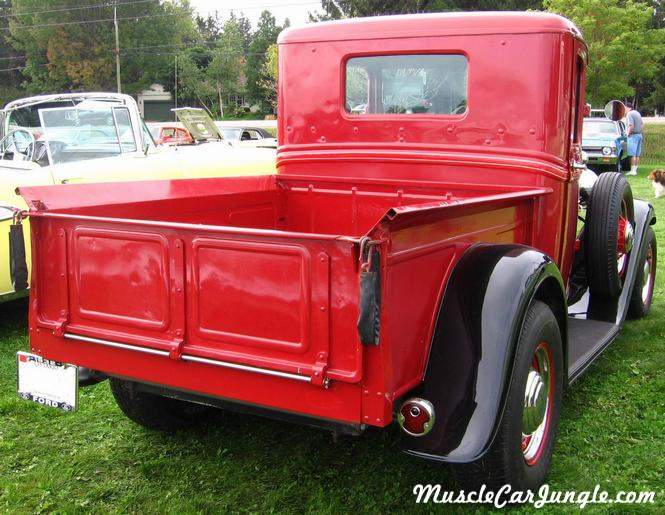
[585,172,634,299]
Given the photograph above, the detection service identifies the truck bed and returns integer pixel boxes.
[23,174,537,236]
[20,175,549,428]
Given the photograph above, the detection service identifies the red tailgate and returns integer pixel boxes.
[32,219,348,387]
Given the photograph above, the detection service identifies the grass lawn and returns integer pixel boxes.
[0,169,663,513]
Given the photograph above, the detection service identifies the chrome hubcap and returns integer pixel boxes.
[522,370,547,434]
[642,247,654,304]
[521,343,553,465]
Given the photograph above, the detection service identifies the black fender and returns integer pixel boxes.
[401,244,567,463]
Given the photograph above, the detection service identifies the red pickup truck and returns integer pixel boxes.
[16,12,657,492]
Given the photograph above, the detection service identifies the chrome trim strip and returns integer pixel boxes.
[64,333,170,357]
[180,354,311,382]
[63,333,311,383]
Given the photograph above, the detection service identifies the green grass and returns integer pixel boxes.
[1,170,664,513]
[642,124,665,165]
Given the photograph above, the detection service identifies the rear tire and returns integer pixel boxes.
[585,172,634,299]
[453,301,563,493]
[628,227,657,319]
[110,378,210,432]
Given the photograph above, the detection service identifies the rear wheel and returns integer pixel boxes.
[585,172,634,299]
[453,301,563,492]
[110,378,211,432]
[628,227,657,319]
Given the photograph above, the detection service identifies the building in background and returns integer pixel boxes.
[137,84,174,122]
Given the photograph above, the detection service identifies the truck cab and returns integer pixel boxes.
[17,13,656,493]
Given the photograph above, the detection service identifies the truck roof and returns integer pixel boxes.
[279,11,583,44]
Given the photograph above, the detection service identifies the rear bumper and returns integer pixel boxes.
[133,379,364,435]
[29,330,368,427]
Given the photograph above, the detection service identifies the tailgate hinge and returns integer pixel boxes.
[311,351,329,388]
[53,316,68,337]
[169,337,185,361]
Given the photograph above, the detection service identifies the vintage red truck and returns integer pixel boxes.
[15,12,657,492]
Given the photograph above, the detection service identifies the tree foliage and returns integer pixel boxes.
[8,0,196,95]
[245,11,287,113]
[545,0,665,106]
[310,0,543,20]
[261,43,278,111]
[1,0,664,116]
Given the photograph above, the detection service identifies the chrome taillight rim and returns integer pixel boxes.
[397,398,435,437]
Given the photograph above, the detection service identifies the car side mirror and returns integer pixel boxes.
[583,103,591,117]
[604,100,625,121]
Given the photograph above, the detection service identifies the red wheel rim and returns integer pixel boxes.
[616,201,633,279]
[521,342,554,466]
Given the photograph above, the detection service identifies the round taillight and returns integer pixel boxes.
[397,398,435,437]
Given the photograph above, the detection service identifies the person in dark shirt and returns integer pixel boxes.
[625,101,643,176]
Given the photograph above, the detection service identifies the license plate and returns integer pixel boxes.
[17,352,78,412]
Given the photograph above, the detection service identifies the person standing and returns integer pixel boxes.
[625,101,643,176]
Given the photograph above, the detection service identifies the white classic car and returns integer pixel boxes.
[0,93,275,302]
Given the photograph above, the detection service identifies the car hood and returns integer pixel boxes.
[582,135,618,146]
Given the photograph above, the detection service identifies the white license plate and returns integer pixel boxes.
[17,352,78,412]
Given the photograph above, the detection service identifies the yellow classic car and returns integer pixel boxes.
[0,93,275,302]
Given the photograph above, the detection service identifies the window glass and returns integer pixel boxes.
[221,128,241,140]
[113,107,137,152]
[38,106,138,164]
[346,54,468,115]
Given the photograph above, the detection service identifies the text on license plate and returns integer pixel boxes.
[17,352,78,411]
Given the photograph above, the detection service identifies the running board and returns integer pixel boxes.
[567,317,620,383]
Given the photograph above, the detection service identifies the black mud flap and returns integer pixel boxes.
[357,247,381,345]
[9,223,28,291]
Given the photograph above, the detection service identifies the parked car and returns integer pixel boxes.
[0,93,275,303]
[17,13,656,495]
[582,117,629,173]
[217,126,277,148]
[153,125,194,146]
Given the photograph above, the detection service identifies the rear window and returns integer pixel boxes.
[345,54,468,116]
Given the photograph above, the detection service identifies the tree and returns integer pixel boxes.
[175,49,215,115]
[545,0,665,106]
[8,0,196,95]
[206,14,245,117]
[0,0,26,105]
[196,12,221,44]
[261,43,278,112]
[237,14,253,54]
[310,0,543,20]
[245,10,285,113]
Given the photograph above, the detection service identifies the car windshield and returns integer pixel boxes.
[6,100,78,131]
[220,128,242,140]
[583,120,617,135]
[39,106,137,165]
